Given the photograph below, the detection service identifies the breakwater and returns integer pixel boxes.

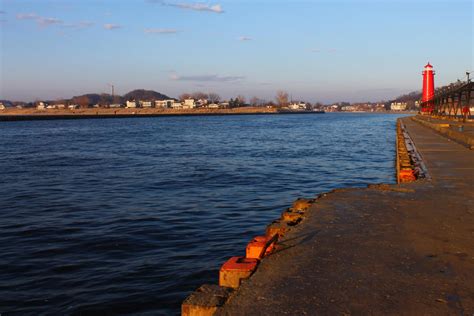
[182,118,426,315]
[0,108,325,122]
[183,115,474,315]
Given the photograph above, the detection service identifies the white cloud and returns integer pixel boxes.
[16,13,38,20]
[16,13,94,30]
[151,1,224,13]
[17,13,64,27]
[104,23,121,30]
[37,17,63,27]
[144,28,178,34]
[238,36,252,41]
[78,21,94,28]
[171,73,245,82]
[174,3,223,13]
[62,21,94,29]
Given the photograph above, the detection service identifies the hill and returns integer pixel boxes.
[68,89,172,106]
[123,89,171,101]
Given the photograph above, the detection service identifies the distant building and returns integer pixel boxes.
[109,104,122,108]
[155,100,174,108]
[36,102,46,110]
[57,104,66,109]
[68,104,79,110]
[140,100,153,108]
[170,101,183,109]
[341,105,356,111]
[208,103,220,109]
[0,102,5,110]
[289,102,307,110]
[126,100,137,108]
[183,99,196,109]
[196,99,208,107]
[391,102,407,111]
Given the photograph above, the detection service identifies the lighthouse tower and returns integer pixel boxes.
[421,62,435,113]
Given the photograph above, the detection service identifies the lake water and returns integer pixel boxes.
[0,113,403,315]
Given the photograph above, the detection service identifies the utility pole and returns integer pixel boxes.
[107,83,115,104]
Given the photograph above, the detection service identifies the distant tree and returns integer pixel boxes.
[236,95,246,106]
[208,92,221,103]
[74,96,90,108]
[53,99,67,105]
[99,93,111,106]
[276,90,289,107]
[179,93,191,101]
[192,91,208,100]
[112,95,122,104]
[250,96,259,106]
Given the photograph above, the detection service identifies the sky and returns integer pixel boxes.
[0,0,472,103]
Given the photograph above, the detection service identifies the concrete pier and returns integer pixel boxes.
[216,117,474,315]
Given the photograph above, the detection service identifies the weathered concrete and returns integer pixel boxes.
[412,115,474,149]
[217,117,474,315]
[182,284,233,316]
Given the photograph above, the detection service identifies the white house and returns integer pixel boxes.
[0,102,5,110]
[289,102,307,110]
[140,100,153,108]
[171,101,183,109]
[68,104,80,110]
[183,99,196,109]
[155,100,167,108]
[341,105,356,111]
[109,103,122,108]
[37,102,46,110]
[391,102,407,111]
[126,100,137,108]
[196,99,208,107]
[155,100,175,108]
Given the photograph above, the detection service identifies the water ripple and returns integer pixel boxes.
[0,113,405,315]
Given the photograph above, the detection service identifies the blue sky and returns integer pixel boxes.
[0,0,472,103]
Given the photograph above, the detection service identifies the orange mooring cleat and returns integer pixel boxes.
[219,256,258,288]
[245,236,275,260]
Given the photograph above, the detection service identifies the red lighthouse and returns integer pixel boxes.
[421,62,435,113]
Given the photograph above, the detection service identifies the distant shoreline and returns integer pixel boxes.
[0,107,415,122]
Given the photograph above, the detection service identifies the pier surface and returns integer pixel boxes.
[217,117,474,315]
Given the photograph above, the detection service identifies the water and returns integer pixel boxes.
[0,113,403,315]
